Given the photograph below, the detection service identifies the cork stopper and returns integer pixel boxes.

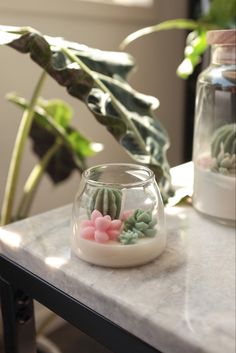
[207,29,236,45]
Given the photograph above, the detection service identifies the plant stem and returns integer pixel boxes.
[16,141,62,220]
[1,71,47,225]
[61,47,147,153]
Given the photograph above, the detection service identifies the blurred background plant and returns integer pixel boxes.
[121,0,236,78]
[0,92,99,225]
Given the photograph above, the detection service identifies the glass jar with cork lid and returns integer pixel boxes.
[192,29,236,225]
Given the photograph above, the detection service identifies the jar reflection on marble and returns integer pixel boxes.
[71,163,166,267]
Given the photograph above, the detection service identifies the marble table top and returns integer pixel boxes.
[0,164,235,353]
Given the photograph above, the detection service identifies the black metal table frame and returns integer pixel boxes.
[0,255,162,353]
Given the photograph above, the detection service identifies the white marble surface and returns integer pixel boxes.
[0,164,235,353]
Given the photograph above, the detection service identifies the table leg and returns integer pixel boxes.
[0,277,37,353]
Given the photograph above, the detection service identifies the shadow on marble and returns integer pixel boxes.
[47,322,112,353]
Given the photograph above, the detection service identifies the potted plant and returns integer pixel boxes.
[0,24,175,352]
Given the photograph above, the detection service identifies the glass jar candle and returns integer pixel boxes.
[192,29,236,226]
[71,163,166,267]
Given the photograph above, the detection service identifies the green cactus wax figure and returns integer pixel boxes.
[89,187,122,220]
[211,123,236,175]
[211,123,236,157]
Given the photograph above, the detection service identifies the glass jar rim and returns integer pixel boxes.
[82,163,155,188]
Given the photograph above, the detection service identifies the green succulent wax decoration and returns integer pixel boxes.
[119,230,139,245]
[119,209,157,245]
[211,124,236,175]
[89,187,122,220]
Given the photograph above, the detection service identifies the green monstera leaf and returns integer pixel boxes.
[0,25,174,201]
[7,93,98,183]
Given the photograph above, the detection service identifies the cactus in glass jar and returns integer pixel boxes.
[211,123,236,175]
[88,187,122,219]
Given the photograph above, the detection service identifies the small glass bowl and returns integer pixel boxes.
[71,163,166,267]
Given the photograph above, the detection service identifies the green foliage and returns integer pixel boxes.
[0,25,174,202]
[121,0,236,79]
[177,30,208,79]
[8,94,97,183]
[120,209,157,244]
[89,187,122,219]
[203,0,236,27]
[120,19,200,50]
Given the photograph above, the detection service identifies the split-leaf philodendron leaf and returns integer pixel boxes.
[0,25,174,202]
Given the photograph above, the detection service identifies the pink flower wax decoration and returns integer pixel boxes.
[80,210,122,243]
